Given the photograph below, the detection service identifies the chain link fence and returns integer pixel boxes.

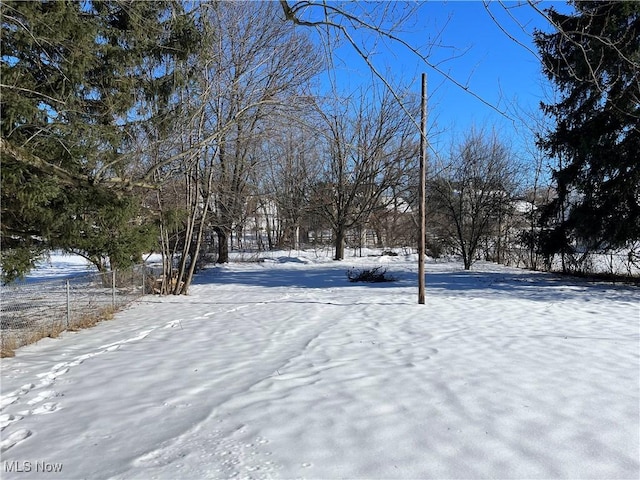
[1,265,152,357]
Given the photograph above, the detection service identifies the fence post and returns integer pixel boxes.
[142,265,146,295]
[66,280,70,328]
[112,270,116,308]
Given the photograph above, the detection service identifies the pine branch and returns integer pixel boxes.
[0,137,157,190]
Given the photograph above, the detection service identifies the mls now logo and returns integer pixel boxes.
[4,461,63,473]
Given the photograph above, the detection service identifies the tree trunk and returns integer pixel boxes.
[181,213,210,294]
[216,227,230,263]
[334,227,345,260]
[461,244,472,270]
[294,225,300,250]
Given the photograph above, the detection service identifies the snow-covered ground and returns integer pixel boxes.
[21,253,95,282]
[1,250,638,479]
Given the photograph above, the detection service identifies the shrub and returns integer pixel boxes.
[346,266,395,283]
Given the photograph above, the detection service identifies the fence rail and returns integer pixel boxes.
[1,266,151,357]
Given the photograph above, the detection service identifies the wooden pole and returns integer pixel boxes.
[66,280,70,328]
[418,73,427,304]
[112,270,116,308]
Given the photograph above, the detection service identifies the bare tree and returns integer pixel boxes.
[505,107,556,271]
[199,1,321,264]
[428,127,521,270]
[143,1,320,293]
[254,116,323,250]
[311,87,419,260]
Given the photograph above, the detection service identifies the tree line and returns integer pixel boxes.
[2,1,638,290]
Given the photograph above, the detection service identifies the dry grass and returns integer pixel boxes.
[1,267,145,358]
[1,322,66,358]
[68,306,116,331]
[1,306,119,357]
[1,334,18,358]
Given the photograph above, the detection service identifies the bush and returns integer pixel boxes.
[347,266,395,283]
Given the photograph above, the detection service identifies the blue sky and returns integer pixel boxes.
[312,1,569,165]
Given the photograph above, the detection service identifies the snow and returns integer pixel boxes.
[1,250,638,479]
[513,200,535,214]
[16,252,163,283]
[20,252,94,283]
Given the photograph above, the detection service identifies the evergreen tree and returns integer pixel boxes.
[1,1,198,282]
[534,1,640,257]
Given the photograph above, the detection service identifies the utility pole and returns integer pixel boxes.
[418,73,427,304]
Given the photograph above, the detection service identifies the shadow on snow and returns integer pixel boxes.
[191,261,638,304]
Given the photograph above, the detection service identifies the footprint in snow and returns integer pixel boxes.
[27,390,59,406]
[51,362,68,372]
[133,447,188,468]
[99,329,155,351]
[0,396,18,411]
[0,384,36,411]
[0,428,32,452]
[31,402,61,415]
[67,353,94,367]
[163,320,183,328]
[0,414,23,431]
[37,367,70,387]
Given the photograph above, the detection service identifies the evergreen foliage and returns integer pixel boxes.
[0,1,198,282]
[534,1,640,256]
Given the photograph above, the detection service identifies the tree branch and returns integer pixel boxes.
[0,137,157,190]
[280,0,514,123]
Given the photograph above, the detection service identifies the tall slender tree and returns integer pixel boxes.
[143,1,320,293]
[195,1,320,265]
